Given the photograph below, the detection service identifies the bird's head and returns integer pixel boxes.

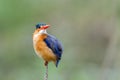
[35,23,50,34]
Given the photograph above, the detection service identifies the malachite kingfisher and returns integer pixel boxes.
[33,23,63,67]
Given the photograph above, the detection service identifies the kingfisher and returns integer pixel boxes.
[33,23,63,67]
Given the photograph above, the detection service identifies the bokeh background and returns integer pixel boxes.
[0,0,120,80]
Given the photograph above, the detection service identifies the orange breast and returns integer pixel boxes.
[33,33,57,62]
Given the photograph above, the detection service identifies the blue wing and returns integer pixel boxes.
[44,34,63,67]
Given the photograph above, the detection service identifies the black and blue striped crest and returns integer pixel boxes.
[36,23,46,29]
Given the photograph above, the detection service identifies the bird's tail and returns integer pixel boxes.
[54,60,60,67]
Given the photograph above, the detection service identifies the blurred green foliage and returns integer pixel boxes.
[0,0,120,80]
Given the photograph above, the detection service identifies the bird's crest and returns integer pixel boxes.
[36,23,47,29]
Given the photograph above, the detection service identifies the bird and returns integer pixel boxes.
[33,23,63,68]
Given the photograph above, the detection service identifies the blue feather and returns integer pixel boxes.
[44,34,63,67]
[36,23,46,29]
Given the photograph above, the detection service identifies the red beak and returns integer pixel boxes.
[43,25,50,29]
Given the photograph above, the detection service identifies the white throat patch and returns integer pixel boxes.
[39,29,47,34]
[33,30,47,40]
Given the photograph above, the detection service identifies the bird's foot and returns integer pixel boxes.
[44,61,48,66]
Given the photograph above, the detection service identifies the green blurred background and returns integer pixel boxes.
[0,0,120,80]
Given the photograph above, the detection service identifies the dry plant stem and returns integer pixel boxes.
[44,65,48,80]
